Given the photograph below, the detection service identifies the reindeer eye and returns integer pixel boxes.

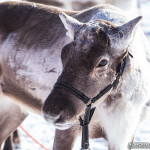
[97,59,108,67]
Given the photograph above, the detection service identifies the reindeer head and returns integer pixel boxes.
[42,12,141,129]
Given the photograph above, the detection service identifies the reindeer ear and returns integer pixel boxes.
[118,16,142,39]
[109,16,142,56]
[59,12,83,40]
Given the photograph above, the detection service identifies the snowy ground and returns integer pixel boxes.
[2,0,149,150]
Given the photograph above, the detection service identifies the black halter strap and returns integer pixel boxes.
[55,56,127,105]
[55,82,91,104]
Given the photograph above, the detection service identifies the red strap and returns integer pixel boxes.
[19,125,50,150]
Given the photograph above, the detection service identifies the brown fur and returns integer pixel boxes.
[24,0,64,7]
[0,1,147,150]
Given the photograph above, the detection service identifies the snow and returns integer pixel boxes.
[2,0,149,150]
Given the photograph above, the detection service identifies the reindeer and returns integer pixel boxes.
[43,4,150,150]
[0,1,149,150]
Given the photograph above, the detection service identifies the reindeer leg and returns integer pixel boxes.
[53,125,81,150]
[3,135,13,150]
[13,130,20,149]
[0,95,28,150]
[3,129,19,150]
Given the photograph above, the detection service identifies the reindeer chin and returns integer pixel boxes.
[54,121,76,130]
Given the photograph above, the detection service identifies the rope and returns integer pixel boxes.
[19,125,50,150]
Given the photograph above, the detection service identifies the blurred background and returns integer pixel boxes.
[1,0,150,150]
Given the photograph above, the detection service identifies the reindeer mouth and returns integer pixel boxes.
[54,120,77,130]
[54,122,73,130]
[42,110,78,130]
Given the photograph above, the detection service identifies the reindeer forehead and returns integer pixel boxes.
[78,20,115,34]
[75,20,111,49]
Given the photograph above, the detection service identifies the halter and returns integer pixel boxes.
[55,56,126,105]
[55,53,130,150]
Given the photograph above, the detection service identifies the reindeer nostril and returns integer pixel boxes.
[54,115,62,124]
